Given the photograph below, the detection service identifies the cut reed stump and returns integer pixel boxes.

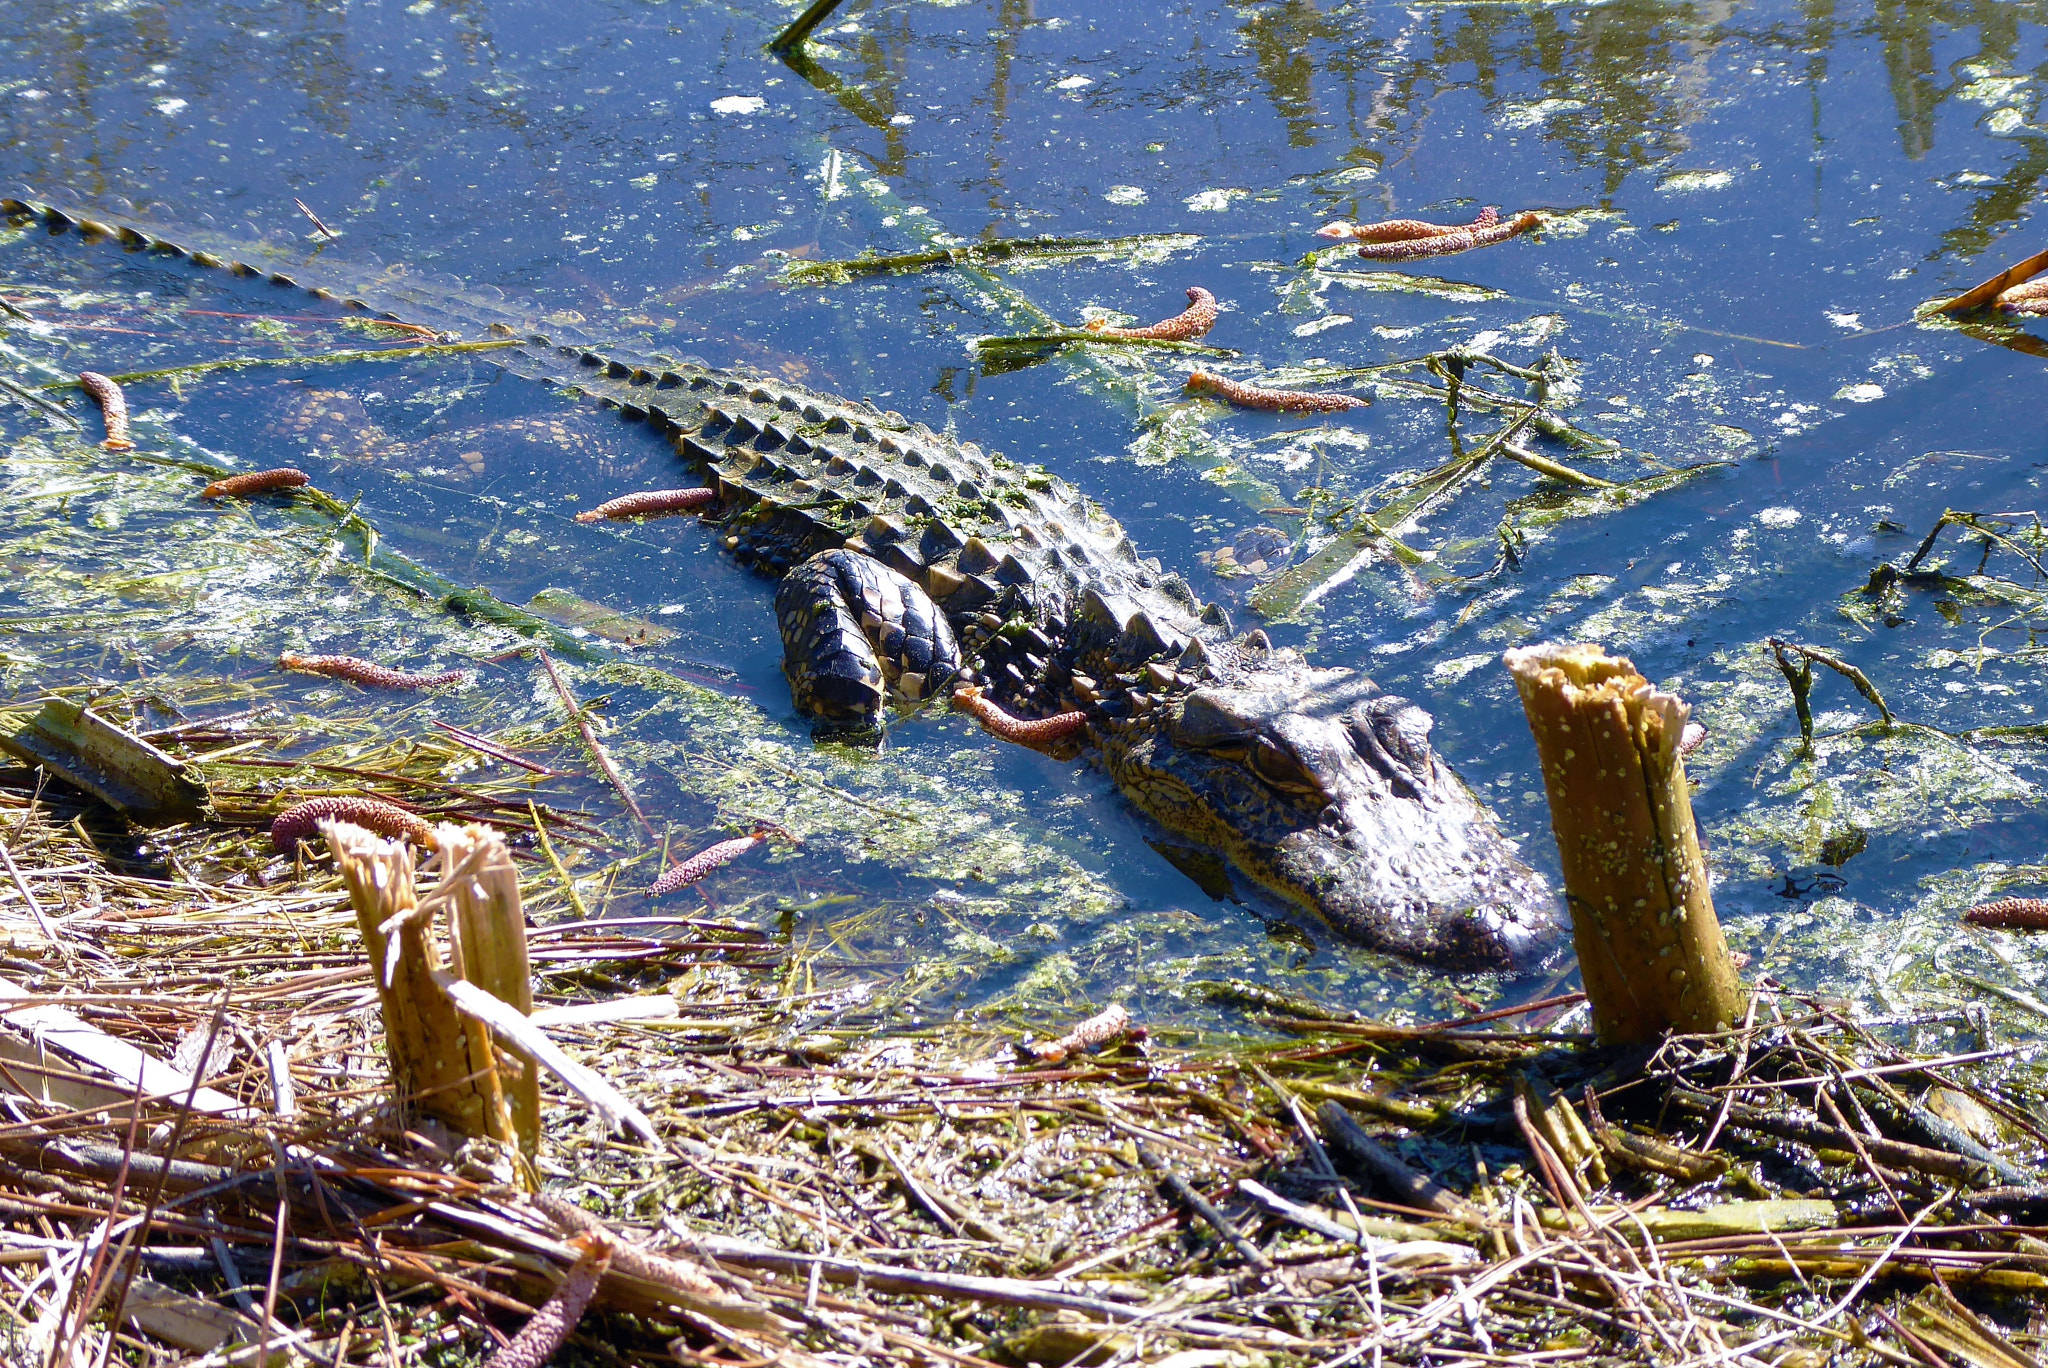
[325,819,538,1178]
[433,823,540,1160]
[1503,643,1744,1044]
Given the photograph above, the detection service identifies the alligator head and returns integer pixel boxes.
[1099,641,1560,971]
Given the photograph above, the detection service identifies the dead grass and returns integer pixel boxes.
[0,724,2040,1368]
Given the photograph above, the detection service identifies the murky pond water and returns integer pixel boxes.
[4,0,2048,1034]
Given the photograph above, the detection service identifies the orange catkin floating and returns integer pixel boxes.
[1318,206,1541,262]
[1963,898,2048,931]
[203,468,311,499]
[270,796,436,853]
[953,684,1088,749]
[1352,210,1539,262]
[278,652,472,690]
[575,487,717,522]
[1185,371,1368,413]
[1084,287,1219,341]
[1320,205,1504,244]
[649,832,768,895]
[77,371,135,451]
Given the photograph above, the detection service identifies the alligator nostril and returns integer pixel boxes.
[1348,715,1426,801]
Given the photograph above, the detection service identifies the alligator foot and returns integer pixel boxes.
[777,549,961,721]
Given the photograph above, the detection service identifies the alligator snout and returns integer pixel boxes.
[1121,665,1563,971]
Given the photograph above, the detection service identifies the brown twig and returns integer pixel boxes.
[1136,1141,1270,1270]
[430,721,571,776]
[293,198,338,239]
[537,649,657,840]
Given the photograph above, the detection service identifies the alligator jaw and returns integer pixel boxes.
[1106,655,1562,971]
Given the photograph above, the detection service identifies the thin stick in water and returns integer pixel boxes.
[293,198,337,239]
[538,649,657,840]
[770,0,847,52]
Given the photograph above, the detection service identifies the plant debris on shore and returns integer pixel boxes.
[0,763,2039,1367]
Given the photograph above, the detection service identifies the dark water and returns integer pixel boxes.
[5,0,2048,1029]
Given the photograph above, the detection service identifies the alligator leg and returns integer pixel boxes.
[775,549,962,723]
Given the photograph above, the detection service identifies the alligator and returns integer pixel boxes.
[0,195,1562,970]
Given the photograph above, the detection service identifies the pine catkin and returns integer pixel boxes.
[278,652,472,690]
[1963,898,2048,931]
[953,685,1088,748]
[649,833,767,895]
[271,797,436,853]
[78,371,135,451]
[1083,286,1219,341]
[1185,371,1368,413]
[575,487,717,522]
[203,468,311,499]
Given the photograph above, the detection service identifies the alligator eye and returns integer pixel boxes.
[1251,738,1322,796]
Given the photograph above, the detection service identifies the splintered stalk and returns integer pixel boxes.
[324,819,518,1149]
[1504,643,1745,1044]
[430,824,540,1161]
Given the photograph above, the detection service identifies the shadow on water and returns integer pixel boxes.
[3,0,2048,1030]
